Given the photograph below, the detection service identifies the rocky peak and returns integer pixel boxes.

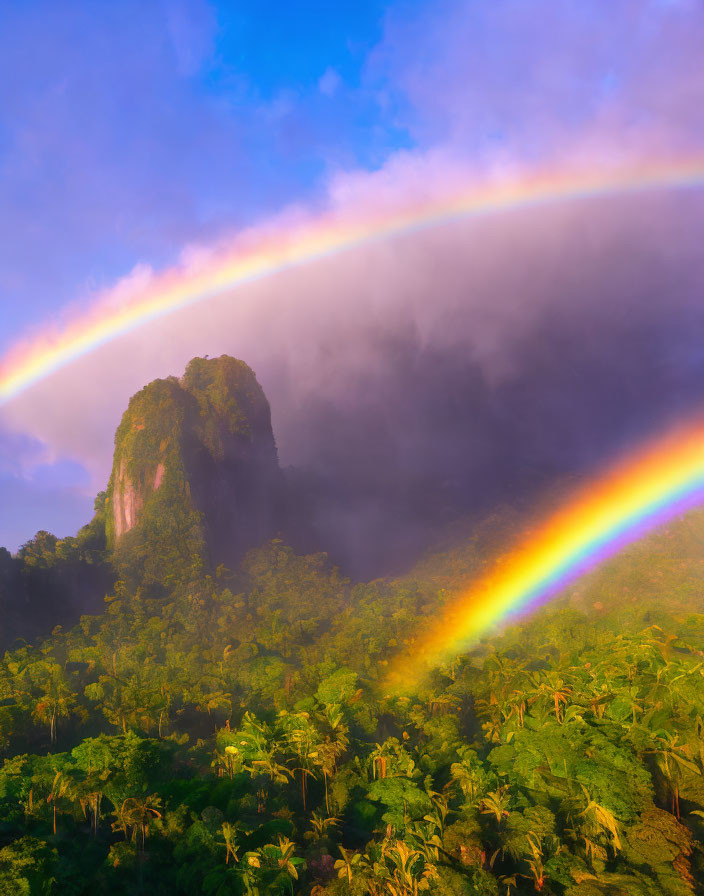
[106,357,281,587]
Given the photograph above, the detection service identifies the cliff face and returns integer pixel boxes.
[182,356,281,568]
[106,356,281,587]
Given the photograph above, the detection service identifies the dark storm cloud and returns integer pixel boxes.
[7,186,703,570]
[2,0,704,566]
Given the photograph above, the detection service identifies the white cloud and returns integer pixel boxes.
[318,67,341,97]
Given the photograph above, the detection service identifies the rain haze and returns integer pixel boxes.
[1,0,704,573]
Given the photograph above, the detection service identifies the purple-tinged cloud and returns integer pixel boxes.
[367,0,704,160]
[2,0,704,564]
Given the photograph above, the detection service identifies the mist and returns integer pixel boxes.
[3,0,704,570]
[2,184,704,574]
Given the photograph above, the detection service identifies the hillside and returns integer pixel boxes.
[0,518,702,894]
[405,503,704,620]
[0,360,704,894]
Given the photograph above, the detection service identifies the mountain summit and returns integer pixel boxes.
[106,355,281,587]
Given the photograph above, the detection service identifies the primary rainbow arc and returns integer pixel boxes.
[1,157,704,405]
[386,418,704,690]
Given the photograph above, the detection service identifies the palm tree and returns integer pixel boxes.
[309,811,339,841]
[247,751,291,814]
[450,749,488,806]
[479,787,511,828]
[232,712,290,811]
[536,673,572,723]
[334,846,363,885]
[213,744,241,779]
[78,782,104,838]
[314,703,349,813]
[221,821,239,865]
[571,785,621,859]
[645,730,700,818]
[524,831,546,892]
[28,661,76,744]
[280,711,320,811]
[46,769,74,836]
[384,839,438,895]
[243,836,303,894]
[271,836,301,880]
[112,794,162,852]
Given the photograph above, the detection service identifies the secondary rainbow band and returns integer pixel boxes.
[2,158,704,404]
[386,418,704,691]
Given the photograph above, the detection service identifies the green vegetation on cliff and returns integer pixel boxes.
[107,375,206,591]
[0,504,703,893]
[106,356,280,590]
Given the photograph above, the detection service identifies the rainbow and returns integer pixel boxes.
[386,418,704,691]
[2,157,704,405]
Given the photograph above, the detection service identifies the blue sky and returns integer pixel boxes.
[0,0,415,352]
[1,0,703,551]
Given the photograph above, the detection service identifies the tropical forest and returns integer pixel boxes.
[0,355,702,896]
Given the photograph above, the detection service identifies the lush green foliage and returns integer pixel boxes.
[1,501,704,894]
[0,498,111,650]
[105,356,279,589]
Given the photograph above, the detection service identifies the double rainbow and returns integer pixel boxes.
[3,157,704,677]
[1,157,704,405]
[386,418,704,690]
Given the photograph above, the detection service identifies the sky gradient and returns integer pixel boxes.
[1,0,704,553]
